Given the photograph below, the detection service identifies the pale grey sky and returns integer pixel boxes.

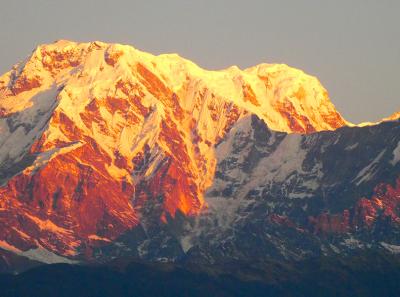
[0,0,399,123]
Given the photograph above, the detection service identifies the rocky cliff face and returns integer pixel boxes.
[180,116,400,264]
[0,40,398,268]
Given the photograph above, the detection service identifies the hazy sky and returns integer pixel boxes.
[0,0,399,123]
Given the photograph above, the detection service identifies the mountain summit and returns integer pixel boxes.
[1,41,398,267]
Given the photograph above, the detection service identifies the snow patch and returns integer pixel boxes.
[88,234,111,242]
[24,142,83,174]
[342,237,364,249]
[345,143,358,151]
[21,248,77,264]
[353,150,386,185]
[180,236,193,253]
[391,141,400,165]
[0,240,76,264]
[380,242,400,254]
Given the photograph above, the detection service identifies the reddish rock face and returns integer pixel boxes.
[308,210,350,234]
[11,74,42,95]
[274,100,316,133]
[355,179,400,226]
[0,141,138,255]
[105,49,124,66]
[242,84,260,107]
[40,45,82,72]
[308,178,400,235]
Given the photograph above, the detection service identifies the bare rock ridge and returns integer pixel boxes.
[0,40,397,265]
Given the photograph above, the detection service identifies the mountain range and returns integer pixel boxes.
[0,40,399,296]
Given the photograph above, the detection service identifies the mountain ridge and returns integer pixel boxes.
[0,39,348,132]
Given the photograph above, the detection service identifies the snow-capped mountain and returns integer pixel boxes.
[0,40,398,270]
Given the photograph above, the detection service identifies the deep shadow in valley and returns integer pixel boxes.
[1,250,400,297]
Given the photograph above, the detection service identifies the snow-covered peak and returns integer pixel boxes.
[386,111,400,121]
[1,40,348,134]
